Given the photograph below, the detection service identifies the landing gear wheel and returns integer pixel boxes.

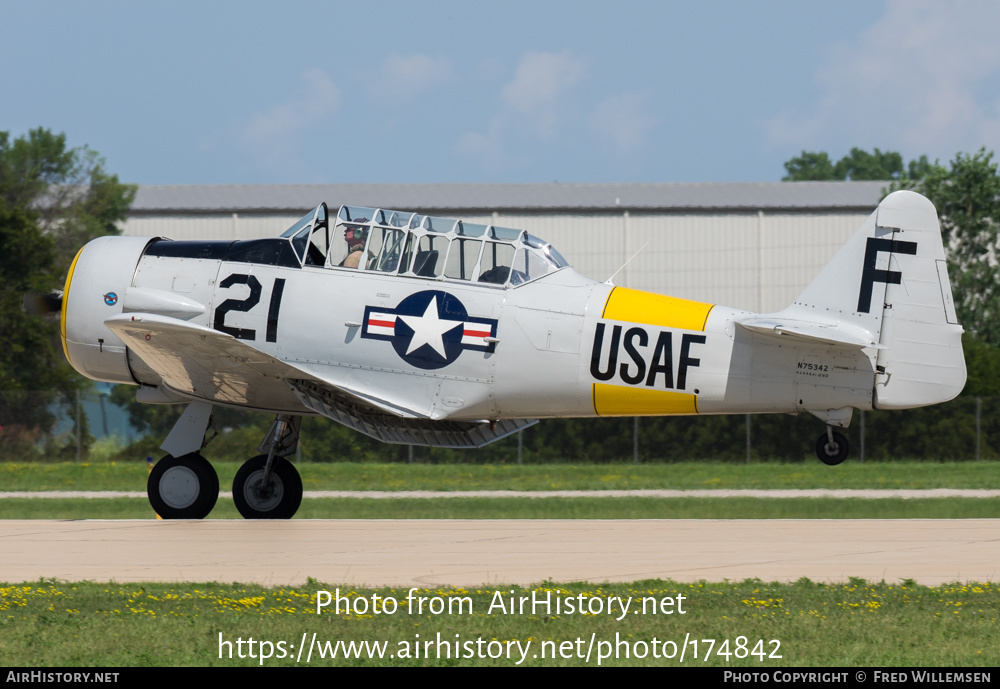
[232,454,303,519]
[147,453,219,519]
[815,431,849,466]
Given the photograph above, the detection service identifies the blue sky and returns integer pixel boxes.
[3,0,999,185]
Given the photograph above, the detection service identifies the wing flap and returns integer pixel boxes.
[289,378,536,448]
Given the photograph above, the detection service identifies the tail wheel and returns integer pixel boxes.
[147,453,219,519]
[232,454,303,519]
[816,431,849,466]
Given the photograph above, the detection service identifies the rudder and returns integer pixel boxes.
[870,190,965,408]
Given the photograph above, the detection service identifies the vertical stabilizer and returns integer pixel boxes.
[791,204,890,346]
[789,190,965,409]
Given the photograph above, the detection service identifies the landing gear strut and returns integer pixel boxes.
[232,415,303,519]
[815,426,849,466]
[147,453,219,519]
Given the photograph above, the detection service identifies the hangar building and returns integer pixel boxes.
[123,182,887,313]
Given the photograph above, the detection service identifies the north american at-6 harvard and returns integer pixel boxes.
[57,190,965,518]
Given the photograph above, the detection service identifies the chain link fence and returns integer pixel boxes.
[1,388,998,463]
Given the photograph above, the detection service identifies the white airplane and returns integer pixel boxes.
[59,190,965,519]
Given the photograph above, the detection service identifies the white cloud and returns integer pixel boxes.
[454,116,533,171]
[365,53,453,100]
[501,50,585,138]
[456,50,658,172]
[591,91,658,154]
[456,50,585,167]
[767,0,1000,160]
[455,117,505,164]
[240,68,340,161]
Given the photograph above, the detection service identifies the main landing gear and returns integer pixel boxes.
[147,452,219,519]
[231,417,303,519]
[147,403,303,519]
[233,455,302,519]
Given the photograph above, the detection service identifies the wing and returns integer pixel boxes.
[105,313,534,448]
[106,312,314,411]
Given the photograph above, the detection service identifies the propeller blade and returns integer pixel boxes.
[23,290,63,317]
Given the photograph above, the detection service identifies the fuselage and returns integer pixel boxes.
[61,234,879,423]
[66,195,968,428]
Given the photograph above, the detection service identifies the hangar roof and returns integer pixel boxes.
[130,181,889,215]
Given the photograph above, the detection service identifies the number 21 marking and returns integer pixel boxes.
[213,274,286,342]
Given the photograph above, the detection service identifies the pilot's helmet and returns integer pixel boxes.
[345,218,370,244]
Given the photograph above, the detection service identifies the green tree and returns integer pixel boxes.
[896,148,1000,344]
[0,129,136,273]
[783,147,907,181]
[906,154,935,180]
[782,151,835,181]
[833,147,904,181]
[0,128,136,455]
[785,146,1000,346]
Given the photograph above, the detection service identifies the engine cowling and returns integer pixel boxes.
[61,236,154,384]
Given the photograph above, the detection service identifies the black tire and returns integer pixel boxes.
[815,431,849,466]
[232,454,303,519]
[147,453,219,519]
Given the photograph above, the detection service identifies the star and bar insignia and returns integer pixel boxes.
[361,290,498,370]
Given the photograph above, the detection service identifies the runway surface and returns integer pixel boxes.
[1,519,996,586]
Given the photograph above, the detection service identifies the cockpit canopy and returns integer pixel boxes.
[281,203,569,287]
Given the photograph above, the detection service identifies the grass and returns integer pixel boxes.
[3,460,1000,492]
[0,579,995,667]
[2,460,996,519]
[1,497,997,520]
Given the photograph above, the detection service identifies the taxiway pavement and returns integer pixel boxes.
[1,519,995,586]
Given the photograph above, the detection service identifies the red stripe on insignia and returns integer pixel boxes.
[369,318,396,328]
[463,329,490,338]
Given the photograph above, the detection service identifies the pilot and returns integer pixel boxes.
[340,222,369,268]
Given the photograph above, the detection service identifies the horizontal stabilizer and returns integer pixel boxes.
[735,318,884,349]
